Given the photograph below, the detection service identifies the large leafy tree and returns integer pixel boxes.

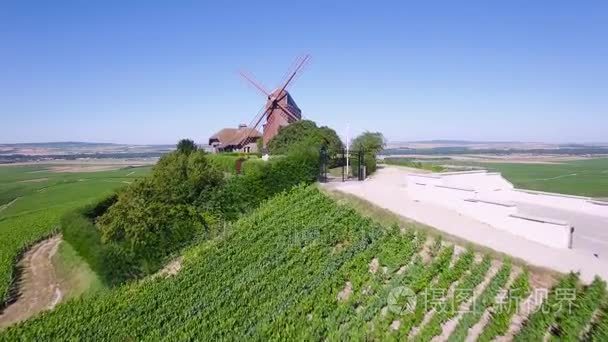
[97,141,223,272]
[349,131,385,176]
[267,120,343,155]
[350,131,385,154]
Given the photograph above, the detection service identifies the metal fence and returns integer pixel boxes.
[318,147,365,183]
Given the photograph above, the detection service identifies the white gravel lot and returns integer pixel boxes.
[327,166,608,283]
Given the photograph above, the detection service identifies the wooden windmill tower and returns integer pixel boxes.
[239,54,311,149]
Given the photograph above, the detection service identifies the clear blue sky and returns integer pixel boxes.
[1,1,607,144]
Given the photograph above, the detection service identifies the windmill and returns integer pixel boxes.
[238,54,311,151]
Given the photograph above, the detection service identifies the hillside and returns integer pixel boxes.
[3,186,607,340]
[0,165,152,315]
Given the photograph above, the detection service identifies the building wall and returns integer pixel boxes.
[262,109,290,146]
[262,90,301,147]
[240,142,258,153]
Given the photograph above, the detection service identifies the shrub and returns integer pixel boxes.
[176,138,197,154]
[208,154,261,174]
[61,207,108,282]
[63,141,320,285]
[241,158,266,175]
[210,144,319,220]
[349,131,384,177]
[87,149,223,281]
[61,195,139,285]
[267,120,343,156]
[207,154,239,174]
[351,153,377,177]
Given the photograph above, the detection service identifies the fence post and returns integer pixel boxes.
[342,148,345,182]
[318,146,328,182]
[358,151,364,181]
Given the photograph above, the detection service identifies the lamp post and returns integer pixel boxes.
[345,124,350,179]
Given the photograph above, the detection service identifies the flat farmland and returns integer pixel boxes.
[0,164,151,307]
[412,157,608,198]
[475,158,608,198]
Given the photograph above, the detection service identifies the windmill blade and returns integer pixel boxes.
[239,103,272,146]
[282,55,311,91]
[275,101,300,122]
[250,105,271,134]
[275,54,311,96]
[276,54,305,91]
[239,70,271,97]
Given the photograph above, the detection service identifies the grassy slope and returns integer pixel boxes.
[51,241,106,300]
[0,186,492,339]
[0,165,151,305]
[1,185,606,340]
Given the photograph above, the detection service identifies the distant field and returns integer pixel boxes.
[0,164,151,306]
[383,157,446,172]
[443,158,608,198]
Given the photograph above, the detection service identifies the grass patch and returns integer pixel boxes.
[51,240,106,300]
[431,158,608,198]
[383,157,446,172]
[328,166,345,178]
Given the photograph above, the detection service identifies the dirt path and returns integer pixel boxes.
[534,173,578,181]
[0,198,19,214]
[0,236,62,329]
[152,257,183,279]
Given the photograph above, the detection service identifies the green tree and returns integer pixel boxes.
[267,120,343,155]
[350,131,385,154]
[350,132,385,177]
[176,138,198,154]
[97,150,223,273]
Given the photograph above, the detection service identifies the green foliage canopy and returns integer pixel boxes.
[267,120,343,156]
[176,138,197,154]
[350,131,385,155]
[65,137,320,282]
[96,149,222,273]
[349,131,385,176]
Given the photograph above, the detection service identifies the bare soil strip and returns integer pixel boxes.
[534,173,578,181]
[466,268,520,341]
[48,165,125,173]
[410,254,473,339]
[17,178,49,183]
[0,236,62,329]
[152,257,183,279]
[496,272,556,341]
[433,260,502,341]
[0,198,19,214]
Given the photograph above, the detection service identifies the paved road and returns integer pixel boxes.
[516,202,608,259]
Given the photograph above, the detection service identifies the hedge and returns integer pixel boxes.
[351,153,377,178]
[61,148,319,285]
[61,195,137,285]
